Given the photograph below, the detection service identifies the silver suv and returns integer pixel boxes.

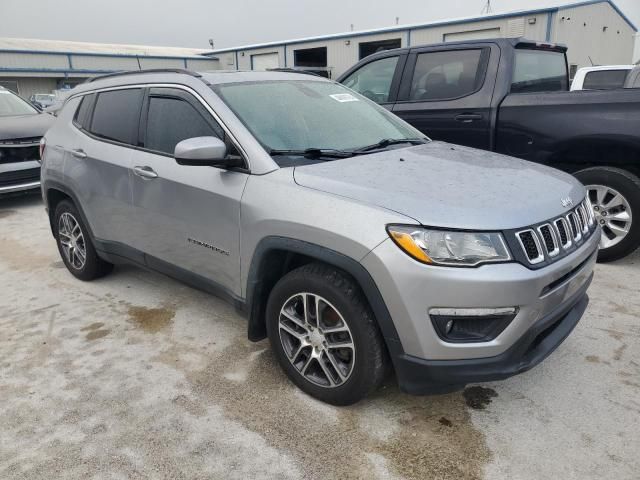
[41,69,599,405]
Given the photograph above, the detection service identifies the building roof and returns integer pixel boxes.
[204,0,637,55]
[0,37,211,59]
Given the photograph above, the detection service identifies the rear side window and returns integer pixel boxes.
[73,93,95,129]
[583,70,629,90]
[144,95,222,155]
[409,49,484,101]
[89,89,143,145]
[511,49,568,93]
[341,56,399,103]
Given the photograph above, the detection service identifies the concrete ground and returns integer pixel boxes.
[1,194,638,480]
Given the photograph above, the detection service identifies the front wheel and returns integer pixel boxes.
[266,263,387,405]
[575,167,640,262]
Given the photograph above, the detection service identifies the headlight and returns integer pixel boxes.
[387,225,511,267]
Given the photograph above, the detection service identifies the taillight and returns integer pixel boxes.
[39,137,46,162]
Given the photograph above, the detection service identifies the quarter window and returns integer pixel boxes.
[89,89,143,145]
[511,49,568,93]
[409,49,484,101]
[144,95,222,155]
[342,56,399,103]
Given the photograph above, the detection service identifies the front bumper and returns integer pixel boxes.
[0,161,41,195]
[361,225,598,392]
[393,279,590,394]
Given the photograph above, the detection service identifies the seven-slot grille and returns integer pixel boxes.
[516,199,595,265]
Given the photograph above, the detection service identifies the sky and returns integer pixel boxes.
[0,0,638,49]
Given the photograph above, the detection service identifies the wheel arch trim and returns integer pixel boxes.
[245,236,403,355]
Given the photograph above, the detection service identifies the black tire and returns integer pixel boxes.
[53,200,113,280]
[575,167,640,262]
[266,262,387,406]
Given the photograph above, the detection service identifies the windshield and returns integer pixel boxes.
[214,80,424,154]
[0,90,39,116]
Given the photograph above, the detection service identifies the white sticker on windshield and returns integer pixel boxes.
[330,93,359,103]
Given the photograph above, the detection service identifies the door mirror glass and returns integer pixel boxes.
[174,136,228,166]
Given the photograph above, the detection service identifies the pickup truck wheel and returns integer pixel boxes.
[575,167,640,262]
[54,200,114,280]
[266,263,386,405]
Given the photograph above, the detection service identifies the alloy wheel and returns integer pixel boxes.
[58,212,87,270]
[586,185,633,250]
[278,293,355,388]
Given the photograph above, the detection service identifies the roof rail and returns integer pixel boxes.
[267,68,325,78]
[85,68,203,83]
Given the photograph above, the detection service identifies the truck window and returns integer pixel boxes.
[511,49,568,93]
[409,49,484,101]
[342,56,399,103]
[583,70,629,90]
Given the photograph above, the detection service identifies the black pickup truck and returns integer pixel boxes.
[338,38,640,261]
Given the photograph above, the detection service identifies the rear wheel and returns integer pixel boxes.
[266,263,387,405]
[54,200,113,280]
[575,167,640,262]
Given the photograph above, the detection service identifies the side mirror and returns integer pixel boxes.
[174,136,241,168]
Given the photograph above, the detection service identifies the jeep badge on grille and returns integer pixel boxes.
[561,197,574,208]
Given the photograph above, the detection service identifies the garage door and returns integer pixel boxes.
[251,52,279,70]
[443,28,500,42]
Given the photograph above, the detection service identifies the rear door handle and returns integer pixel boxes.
[455,113,483,123]
[70,148,87,159]
[133,165,158,179]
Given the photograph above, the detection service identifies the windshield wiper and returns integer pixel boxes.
[269,148,354,159]
[352,138,428,153]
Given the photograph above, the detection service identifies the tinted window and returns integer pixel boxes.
[89,89,142,144]
[633,76,640,88]
[74,94,94,129]
[342,56,399,103]
[145,95,221,155]
[512,49,568,93]
[583,70,629,90]
[409,49,484,101]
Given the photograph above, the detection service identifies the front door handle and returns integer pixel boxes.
[455,113,483,123]
[70,148,87,159]
[133,166,158,179]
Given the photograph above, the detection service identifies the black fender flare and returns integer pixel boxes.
[42,180,97,242]
[245,236,404,359]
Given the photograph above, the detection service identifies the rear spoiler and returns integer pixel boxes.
[515,39,567,53]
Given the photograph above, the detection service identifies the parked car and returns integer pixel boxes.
[41,69,598,405]
[338,38,640,262]
[570,65,634,91]
[623,65,640,88]
[0,87,55,196]
[29,93,56,110]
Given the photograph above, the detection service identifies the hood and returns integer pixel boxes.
[293,141,585,230]
[0,113,55,141]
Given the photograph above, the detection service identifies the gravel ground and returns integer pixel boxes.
[1,194,638,480]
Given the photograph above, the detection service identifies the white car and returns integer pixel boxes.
[570,65,634,91]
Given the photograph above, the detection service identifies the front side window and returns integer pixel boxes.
[145,95,222,155]
[89,89,143,145]
[511,49,568,93]
[214,80,421,155]
[583,70,629,90]
[0,89,39,116]
[409,49,484,101]
[342,56,399,103]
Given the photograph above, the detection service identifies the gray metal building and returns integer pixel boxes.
[0,38,219,99]
[208,0,637,80]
